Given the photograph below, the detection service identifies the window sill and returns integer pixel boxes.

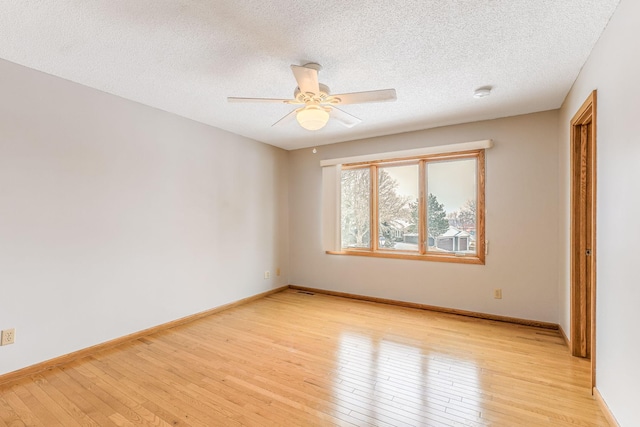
[326,250,485,265]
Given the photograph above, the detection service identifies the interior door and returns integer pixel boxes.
[570,91,597,388]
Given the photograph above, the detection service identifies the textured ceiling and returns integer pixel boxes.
[0,1,620,150]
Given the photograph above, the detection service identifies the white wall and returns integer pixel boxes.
[289,111,559,323]
[558,0,639,424]
[0,59,289,375]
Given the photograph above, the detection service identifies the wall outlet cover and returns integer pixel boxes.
[1,328,15,346]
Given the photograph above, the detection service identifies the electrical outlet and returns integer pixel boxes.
[264,271,271,279]
[494,289,502,299]
[1,328,15,346]
[276,268,281,276]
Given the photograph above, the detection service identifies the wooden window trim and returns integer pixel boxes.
[326,249,485,264]
[370,164,379,252]
[332,149,486,264]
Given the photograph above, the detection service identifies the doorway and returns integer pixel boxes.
[570,90,597,388]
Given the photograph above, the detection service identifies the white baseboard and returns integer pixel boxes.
[594,387,620,427]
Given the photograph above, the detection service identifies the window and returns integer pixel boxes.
[323,141,488,264]
[378,163,419,251]
[341,168,371,248]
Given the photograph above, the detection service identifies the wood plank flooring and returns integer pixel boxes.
[0,289,608,426]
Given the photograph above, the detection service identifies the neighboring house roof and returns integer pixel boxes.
[382,219,410,230]
[440,228,471,238]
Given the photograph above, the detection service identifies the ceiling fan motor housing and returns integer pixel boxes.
[294,83,332,103]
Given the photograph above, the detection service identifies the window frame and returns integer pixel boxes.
[330,149,485,265]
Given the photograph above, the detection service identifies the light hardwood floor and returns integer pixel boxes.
[0,289,607,426]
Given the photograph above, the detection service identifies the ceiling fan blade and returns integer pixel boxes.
[330,107,362,128]
[330,89,397,105]
[227,97,300,104]
[291,65,320,95]
[272,109,299,127]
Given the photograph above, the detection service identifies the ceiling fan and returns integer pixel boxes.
[227,63,397,131]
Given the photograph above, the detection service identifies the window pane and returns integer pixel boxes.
[341,168,371,248]
[378,164,419,251]
[426,158,477,254]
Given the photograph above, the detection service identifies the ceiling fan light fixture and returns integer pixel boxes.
[296,105,330,131]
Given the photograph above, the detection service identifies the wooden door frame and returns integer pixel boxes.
[570,90,597,389]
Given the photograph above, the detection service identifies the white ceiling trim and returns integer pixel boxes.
[320,139,493,167]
